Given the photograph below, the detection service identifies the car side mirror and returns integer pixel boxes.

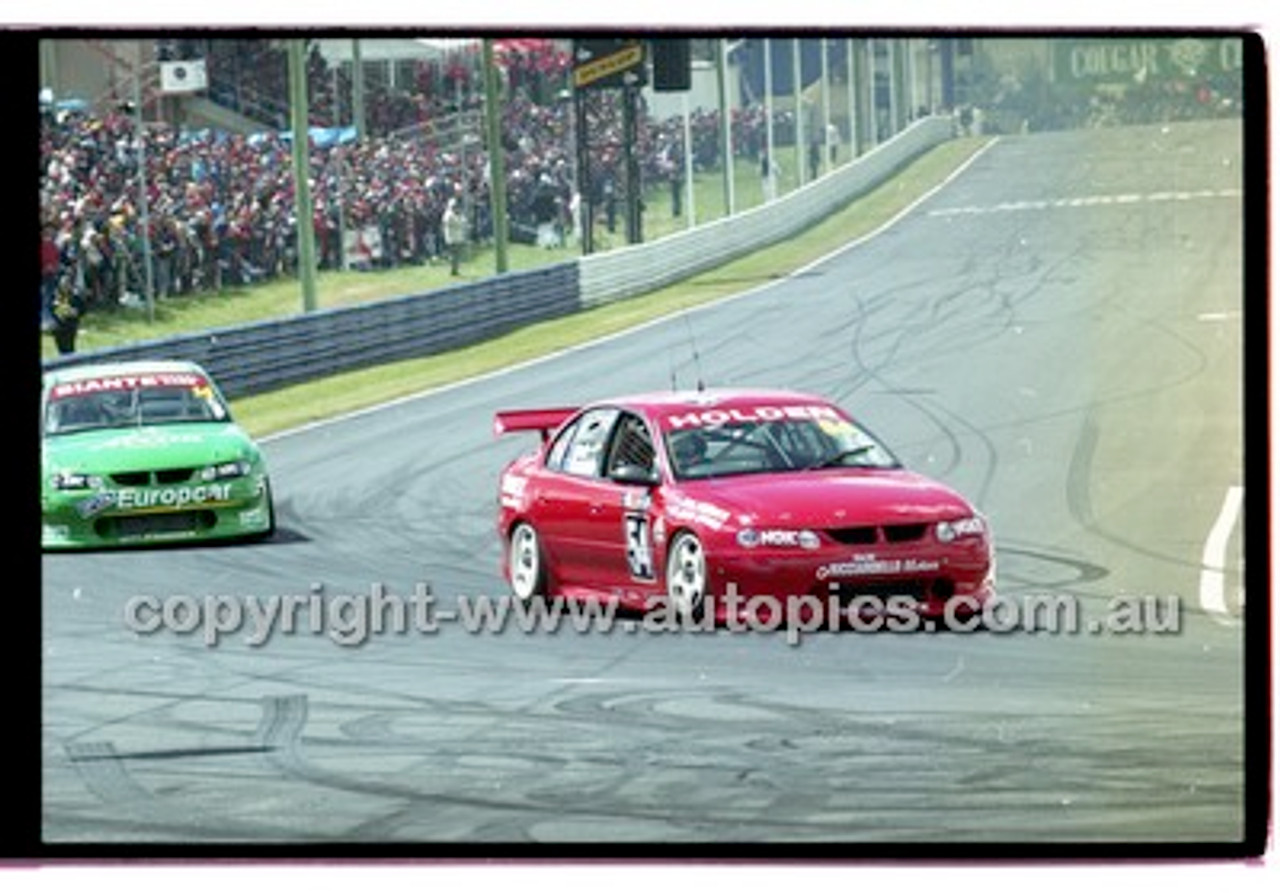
[610,464,660,487]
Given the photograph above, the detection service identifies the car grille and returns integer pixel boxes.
[109,468,196,486]
[155,468,196,484]
[94,510,216,538]
[826,523,928,544]
[826,526,877,544]
[883,523,927,542]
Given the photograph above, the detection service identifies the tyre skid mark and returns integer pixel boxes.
[54,672,1242,841]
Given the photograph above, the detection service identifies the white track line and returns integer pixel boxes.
[263,138,1001,443]
[928,188,1242,218]
[1200,485,1244,622]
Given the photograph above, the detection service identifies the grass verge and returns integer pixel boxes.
[218,136,991,437]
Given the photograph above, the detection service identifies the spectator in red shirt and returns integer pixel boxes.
[40,222,60,329]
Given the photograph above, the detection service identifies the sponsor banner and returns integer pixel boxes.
[90,430,206,451]
[75,492,117,519]
[666,495,730,530]
[159,59,208,93]
[76,482,234,518]
[572,40,646,90]
[817,554,941,581]
[665,404,842,430]
[51,372,206,400]
[1052,37,1244,84]
[742,529,820,549]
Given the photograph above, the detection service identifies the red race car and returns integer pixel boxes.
[493,388,995,628]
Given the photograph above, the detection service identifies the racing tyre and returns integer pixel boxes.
[666,531,707,622]
[508,522,546,602]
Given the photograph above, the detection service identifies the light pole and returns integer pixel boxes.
[764,37,776,201]
[351,39,365,141]
[682,89,694,228]
[717,39,733,217]
[482,38,508,274]
[821,38,831,173]
[130,64,156,324]
[793,38,804,186]
[288,38,318,313]
[847,38,858,158]
[866,39,879,148]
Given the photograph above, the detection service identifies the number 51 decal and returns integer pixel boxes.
[625,513,655,580]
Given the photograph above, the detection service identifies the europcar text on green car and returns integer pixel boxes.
[41,360,275,549]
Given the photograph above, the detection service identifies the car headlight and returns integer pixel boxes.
[936,515,986,543]
[50,471,103,490]
[200,460,252,482]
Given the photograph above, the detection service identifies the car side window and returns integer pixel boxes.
[545,419,580,472]
[604,412,656,478]
[557,408,620,478]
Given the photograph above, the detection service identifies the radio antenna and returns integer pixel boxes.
[681,309,706,393]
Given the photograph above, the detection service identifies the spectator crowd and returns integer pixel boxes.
[41,39,782,327]
[44,38,1242,339]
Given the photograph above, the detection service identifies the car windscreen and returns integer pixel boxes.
[663,415,900,480]
[44,380,230,435]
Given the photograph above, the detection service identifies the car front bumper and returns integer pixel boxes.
[42,474,272,549]
[702,537,995,626]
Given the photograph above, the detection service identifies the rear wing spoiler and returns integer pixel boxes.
[493,407,578,443]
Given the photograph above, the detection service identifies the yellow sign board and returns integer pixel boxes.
[573,43,645,88]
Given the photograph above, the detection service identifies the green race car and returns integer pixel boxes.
[42,359,275,549]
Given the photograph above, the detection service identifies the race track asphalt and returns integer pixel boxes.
[40,119,1252,850]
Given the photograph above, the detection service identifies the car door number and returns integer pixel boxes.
[625,513,655,580]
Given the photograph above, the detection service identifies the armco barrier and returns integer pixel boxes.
[42,263,580,400]
[41,117,954,399]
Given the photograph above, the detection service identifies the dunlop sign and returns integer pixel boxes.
[573,40,647,89]
[1055,37,1244,83]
